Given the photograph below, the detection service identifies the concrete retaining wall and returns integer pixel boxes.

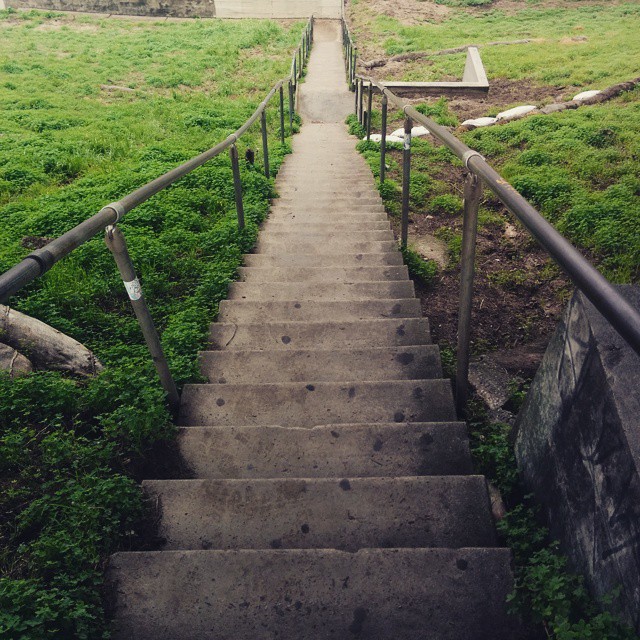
[515,286,640,630]
[5,0,341,18]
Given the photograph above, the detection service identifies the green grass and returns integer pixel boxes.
[352,3,640,89]
[464,91,640,282]
[0,9,303,638]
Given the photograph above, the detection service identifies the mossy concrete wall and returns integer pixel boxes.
[5,0,341,18]
[515,286,640,630]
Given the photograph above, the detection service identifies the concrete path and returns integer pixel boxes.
[107,21,522,639]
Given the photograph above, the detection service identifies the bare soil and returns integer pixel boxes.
[383,146,572,378]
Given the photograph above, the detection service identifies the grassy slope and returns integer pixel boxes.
[351,2,640,89]
[0,10,301,638]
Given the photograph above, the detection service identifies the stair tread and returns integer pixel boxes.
[107,548,523,640]
[218,298,422,322]
[199,345,441,382]
[208,318,431,350]
[144,476,496,550]
[175,422,472,478]
[178,379,456,427]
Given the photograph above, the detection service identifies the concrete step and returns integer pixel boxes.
[176,422,472,479]
[256,239,396,254]
[199,345,441,382]
[242,252,403,268]
[276,188,380,197]
[262,220,391,230]
[270,203,386,213]
[260,230,394,242]
[107,548,523,640]
[274,197,382,207]
[261,228,393,240]
[144,476,496,551]
[228,280,415,301]
[267,211,389,223]
[208,318,431,350]
[237,265,409,283]
[178,379,456,427]
[218,298,422,322]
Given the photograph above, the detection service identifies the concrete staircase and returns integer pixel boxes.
[107,20,523,640]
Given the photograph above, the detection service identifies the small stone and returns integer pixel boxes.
[496,105,537,121]
[461,116,497,129]
[390,127,405,138]
[411,125,429,137]
[572,89,601,102]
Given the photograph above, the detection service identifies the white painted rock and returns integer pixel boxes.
[362,134,405,144]
[390,128,405,138]
[573,89,601,101]
[461,117,497,129]
[496,105,537,120]
[411,125,430,137]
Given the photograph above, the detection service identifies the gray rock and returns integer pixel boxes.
[0,343,33,378]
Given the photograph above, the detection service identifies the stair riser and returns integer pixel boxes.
[145,476,496,551]
[242,253,403,267]
[259,230,393,242]
[208,318,431,350]
[176,422,472,478]
[178,380,456,427]
[255,241,397,254]
[262,221,391,230]
[199,345,441,383]
[228,281,414,301]
[217,298,423,322]
[107,548,522,640]
[237,266,409,283]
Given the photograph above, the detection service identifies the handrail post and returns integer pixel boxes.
[354,76,359,113]
[298,47,302,77]
[104,225,180,415]
[455,172,482,416]
[293,57,297,90]
[366,82,373,141]
[260,109,270,179]
[401,115,412,248]
[380,94,388,183]
[288,80,294,130]
[229,144,245,229]
[358,78,364,125]
[279,85,285,144]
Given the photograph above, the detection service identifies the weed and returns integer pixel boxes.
[400,245,438,285]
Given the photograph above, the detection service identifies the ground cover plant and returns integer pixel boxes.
[0,9,303,638]
[347,1,640,636]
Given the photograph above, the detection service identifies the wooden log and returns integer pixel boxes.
[0,343,33,379]
[0,305,103,376]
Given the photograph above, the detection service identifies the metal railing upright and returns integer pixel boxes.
[341,19,640,415]
[0,16,315,414]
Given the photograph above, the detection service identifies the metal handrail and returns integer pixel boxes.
[0,16,314,411]
[341,20,640,414]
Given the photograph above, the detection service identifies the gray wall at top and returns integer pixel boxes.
[5,0,342,18]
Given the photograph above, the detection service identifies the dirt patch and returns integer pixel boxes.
[347,0,451,25]
[381,148,571,366]
[449,77,566,121]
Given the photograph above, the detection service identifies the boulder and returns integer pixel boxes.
[461,116,497,129]
[496,105,537,121]
[515,286,640,631]
[572,89,601,101]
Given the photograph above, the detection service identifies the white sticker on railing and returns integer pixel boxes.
[404,134,411,150]
[123,278,142,301]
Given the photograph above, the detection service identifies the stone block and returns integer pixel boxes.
[515,286,640,630]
